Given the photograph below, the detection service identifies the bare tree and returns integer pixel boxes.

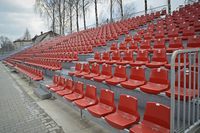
[0,36,14,52]
[94,0,99,27]
[168,0,171,14]
[35,0,57,33]
[81,0,90,30]
[117,0,123,19]
[75,0,80,32]
[110,0,113,22]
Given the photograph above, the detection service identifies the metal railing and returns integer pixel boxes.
[170,48,200,133]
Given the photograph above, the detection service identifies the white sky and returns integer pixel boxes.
[0,0,186,41]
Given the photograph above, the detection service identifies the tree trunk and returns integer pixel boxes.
[110,0,113,22]
[76,0,79,32]
[52,5,55,33]
[168,0,171,14]
[119,0,123,19]
[62,0,65,35]
[94,0,98,27]
[58,0,62,34]
[82,0,86,30]
[69,5,72,33]
[144,0,147,15]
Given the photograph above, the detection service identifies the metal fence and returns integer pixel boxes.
[170,48,200,133]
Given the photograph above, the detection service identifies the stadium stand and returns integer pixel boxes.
[3,2,200,133]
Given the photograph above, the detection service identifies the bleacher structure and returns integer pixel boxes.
[2,2,200,133]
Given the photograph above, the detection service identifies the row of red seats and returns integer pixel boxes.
[25,58,62,70]
[34,52,79,62]
[15,63,43,81]
[69,63,199,100]
[46,77,170,132]
[124,35,200,51]
[69,63,169,95]
[89,50,168,68]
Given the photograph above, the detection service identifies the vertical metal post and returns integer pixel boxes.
[177,54,180,130]
[193,53,196,124]
[183,53,186,130]
[188,53,192,126]
[198,51,200,120]
[170,51,177,133]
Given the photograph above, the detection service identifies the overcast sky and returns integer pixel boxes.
[0,0,185,41]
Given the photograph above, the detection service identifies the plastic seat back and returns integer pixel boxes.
[123,50,133,61]
[85,84,97,100]
[100,89,115,108]
[110,43,118,51]
[130,67,146,81]
[151,49,167,62]
[94,52,101,60]
[75,63,82,71]
[53,75,59,84]
[101,64,112,76]
[112,51,120,60]
[65,79,73,89]
[74,81,84,95]
[58,76,65,86]
[149,68,169,84]
[188,35,200,48]
[82,63,90,73]
[102,52,110,61]
[136,50,149,61]
[169,37,182,48]
[140,40,151,49]
[118,94,139,117]
[114,65,126,78]
[91,63,100,74]
[143,102,170,129]
[153,39,165,49]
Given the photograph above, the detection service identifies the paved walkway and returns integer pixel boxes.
[0,63,64,133]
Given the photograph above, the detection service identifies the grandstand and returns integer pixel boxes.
[2,2,200,133]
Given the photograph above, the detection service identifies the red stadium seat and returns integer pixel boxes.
[64,81,84,101]
[116,50,134,65]
[68,63,82,76]
[140,40,152,52]
[105,94,140,129]
[165,71,199,100]
[106,51,121,64]
[75,63,90,77]
[155,30,165,39]
[125,34,133,43]
[128,41,138,52]
[119,42,128,52]
[87,89,116,118]
[56,79,73,96]
[166,37,183,53]
[84,63,100,79]
[50,76,65,92]
[96,52,110,64]
[110,43,118,52]
[121,67,146,90]
[130,102,170,133]
[182,26,195,39]
[146,49,168,68]
[187,35,200,48]
[88,52,101,63]
[74,84,98,109]
[150,38,166,52]
[167,28,179,38]
[93,64,112,82]
[105,65,127,85]
[140,68,169,95]
[46,75,59,89]
[130,50,149,66]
